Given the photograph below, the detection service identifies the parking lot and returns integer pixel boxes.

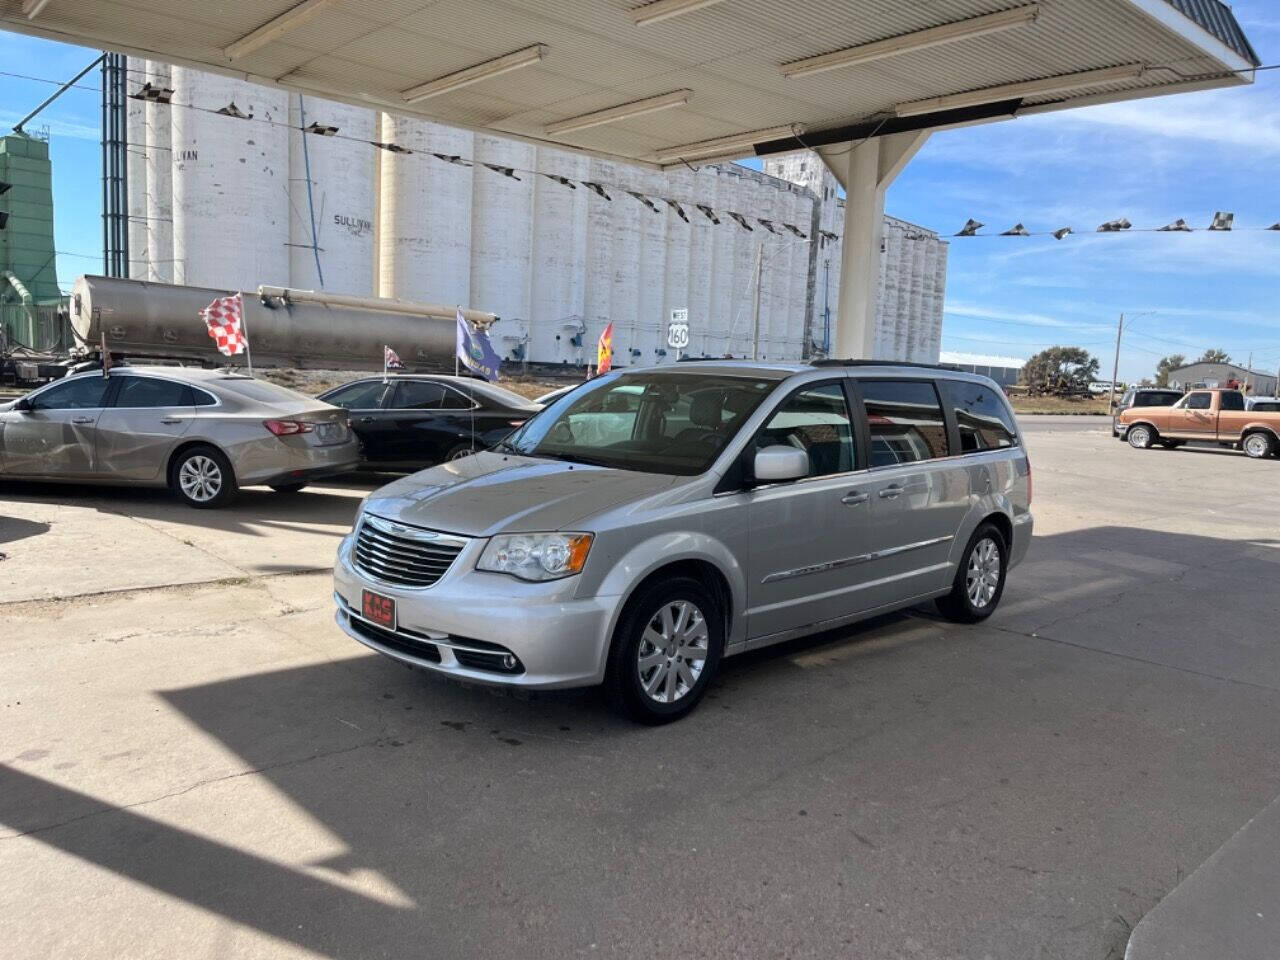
[2,417,1279,960]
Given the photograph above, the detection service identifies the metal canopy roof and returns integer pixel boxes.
[2,0,1258,168]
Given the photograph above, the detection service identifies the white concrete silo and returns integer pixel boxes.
[170,69,290,290]
[287,95,375,296]
[125,57,148,279]
[685,170,713,358]
[729,172,757,357]
[707,169,737,359]
[377,116,473,308]
[658,167,692,367]
[634,167,667,367]
[580,157,617,367]
[786,187,811,360]
[925,242,947,362]
[608,164,641,367]
[529,147,588,364]
[470,135,534,333]
[144,61,173,283]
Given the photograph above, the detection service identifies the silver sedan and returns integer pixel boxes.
[0,367,358,507]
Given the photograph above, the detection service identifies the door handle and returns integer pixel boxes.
[71,416,94,425]
[357,416,375,423]
[878,484,904,499]
[160,417,184,424]
[841,491,868,505]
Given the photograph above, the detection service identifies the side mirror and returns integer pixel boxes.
[12,397,32,413]
[753,445,809,483]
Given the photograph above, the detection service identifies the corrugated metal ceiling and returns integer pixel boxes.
[0,0,1257,167]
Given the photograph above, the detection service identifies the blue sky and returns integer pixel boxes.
[2,8,1277,383]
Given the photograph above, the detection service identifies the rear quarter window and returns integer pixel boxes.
[942,380,1018,451]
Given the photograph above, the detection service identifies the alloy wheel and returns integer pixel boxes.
[636,600,709,704]
[966,537,1001,609]
[178,455,222,502]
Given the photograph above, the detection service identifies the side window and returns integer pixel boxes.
[1186,392,1212,410]
[860,379,950,467]
[756,382,856,478]
[324,381,387,409]
[1219,391,1245,411]
[192,388,218,407]
[943,381,1018,452]
[391,380,448,410]
[438,385,476,410]
[29,376,112,410]
[112,377,190,408]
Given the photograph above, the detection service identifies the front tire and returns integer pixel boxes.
[1127,424,1155,449]
[171,445,237,509]
[936,523,1008,624]
[1243,432,1275,459]
[604,576,723,724]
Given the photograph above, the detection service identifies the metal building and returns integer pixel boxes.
[1167,361,1279,395]
[938,351,1026,388]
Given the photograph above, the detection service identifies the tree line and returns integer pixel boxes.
[1018,347,1233,394]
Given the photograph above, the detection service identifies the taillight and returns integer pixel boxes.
[1026,459,1033,506]
[264,419,314,436]
[508,420,527,427]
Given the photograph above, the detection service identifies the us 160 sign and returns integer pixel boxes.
[667,309,690,350]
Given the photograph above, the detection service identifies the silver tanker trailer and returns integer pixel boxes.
[69,275,498,371]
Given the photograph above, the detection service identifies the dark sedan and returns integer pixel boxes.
[317,375,540,470]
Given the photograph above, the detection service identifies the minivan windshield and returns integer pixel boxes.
[504,370,779,475]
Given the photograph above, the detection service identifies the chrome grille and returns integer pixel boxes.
[354,515,466,587]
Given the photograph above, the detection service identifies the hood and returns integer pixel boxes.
[363,451,681,537]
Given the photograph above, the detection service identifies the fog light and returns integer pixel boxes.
[501,654,517,670]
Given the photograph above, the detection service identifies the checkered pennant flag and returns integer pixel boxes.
[201,294,247,357]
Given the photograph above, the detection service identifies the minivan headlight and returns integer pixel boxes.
[478,532,593,581]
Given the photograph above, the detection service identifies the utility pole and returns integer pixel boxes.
[1244,351,1253,394]
[1107,312,1124,416]
[750,241,764,361]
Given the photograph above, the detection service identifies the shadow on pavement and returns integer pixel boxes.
[3,524,1279,959]
[0,515,50,545]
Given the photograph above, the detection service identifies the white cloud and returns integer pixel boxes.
[1030,84,1280,156]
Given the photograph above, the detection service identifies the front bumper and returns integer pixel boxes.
[333,531,618,689]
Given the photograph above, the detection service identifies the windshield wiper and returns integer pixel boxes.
[536,451,616,469]
[495,439,521,454]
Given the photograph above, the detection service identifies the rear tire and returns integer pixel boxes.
[444,444,477,462]
[936,523,1008,624]
[269,482,308,494]
[1242,432,1274,459]
[604,576,723,724]
[171,445,237,509]
[1127,424,1155,449]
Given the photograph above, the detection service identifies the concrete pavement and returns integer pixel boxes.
[2,424,1279,959]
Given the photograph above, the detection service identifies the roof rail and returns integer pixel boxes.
[810,358,962,371]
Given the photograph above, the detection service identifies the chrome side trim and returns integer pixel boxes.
[761,534,953,584]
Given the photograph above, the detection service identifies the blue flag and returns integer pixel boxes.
[455,309,502,382]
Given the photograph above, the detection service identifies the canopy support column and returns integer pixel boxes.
[818,131,929,359]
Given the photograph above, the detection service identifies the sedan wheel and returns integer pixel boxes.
[172,446,237,508]
[446,444,476,461]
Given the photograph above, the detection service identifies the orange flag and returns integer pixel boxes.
[596,321,614,374]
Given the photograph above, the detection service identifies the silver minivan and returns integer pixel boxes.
[333,361,1033,722]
